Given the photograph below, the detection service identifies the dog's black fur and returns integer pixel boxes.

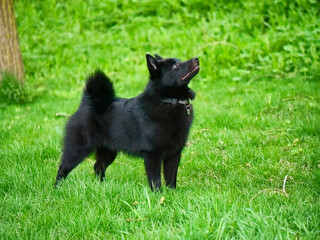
[55,54,200,190]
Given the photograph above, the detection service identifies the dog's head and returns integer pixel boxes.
[146,54,200,87]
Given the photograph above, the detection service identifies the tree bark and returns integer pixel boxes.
[0,0,25,83]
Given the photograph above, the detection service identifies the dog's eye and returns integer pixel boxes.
[172,63,179,69]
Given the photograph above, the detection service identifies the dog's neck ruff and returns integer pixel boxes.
[160,98,192,115]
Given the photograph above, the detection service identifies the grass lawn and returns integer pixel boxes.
[1,0,320,239]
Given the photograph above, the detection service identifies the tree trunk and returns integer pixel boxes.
[0,0,25,83]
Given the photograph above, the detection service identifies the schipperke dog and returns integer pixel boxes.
[55,54,200,190]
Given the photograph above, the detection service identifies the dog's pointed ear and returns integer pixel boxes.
[154,54,163,60]
[146,54,159,76]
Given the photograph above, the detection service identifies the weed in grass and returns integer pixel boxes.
[0,73,32,104]
[0,73,45,105]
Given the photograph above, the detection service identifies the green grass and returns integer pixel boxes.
[1,0,320,239]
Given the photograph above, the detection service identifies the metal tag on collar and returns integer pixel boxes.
[185,99,192,115]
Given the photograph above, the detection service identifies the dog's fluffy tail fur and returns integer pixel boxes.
[84,69,115,113]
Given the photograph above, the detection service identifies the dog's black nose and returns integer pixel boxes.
[193,57,199,63]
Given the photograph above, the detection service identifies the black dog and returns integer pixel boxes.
[55,54,200,190]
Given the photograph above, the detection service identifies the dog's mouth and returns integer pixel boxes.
[181,65,200,81]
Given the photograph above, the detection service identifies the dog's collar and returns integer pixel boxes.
[160,98,190,105]
[160,98,192,115]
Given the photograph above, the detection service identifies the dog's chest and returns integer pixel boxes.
[153,106,193,149]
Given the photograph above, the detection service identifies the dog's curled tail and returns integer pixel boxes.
[84,69,115,113]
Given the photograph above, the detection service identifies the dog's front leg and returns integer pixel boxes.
[163,150,182,189]
[142,151,162,191]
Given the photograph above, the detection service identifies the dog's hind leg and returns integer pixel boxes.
[55,144,92,187]
[94,148,117,182]
[163,150,182,189]
[142,151,162,191]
